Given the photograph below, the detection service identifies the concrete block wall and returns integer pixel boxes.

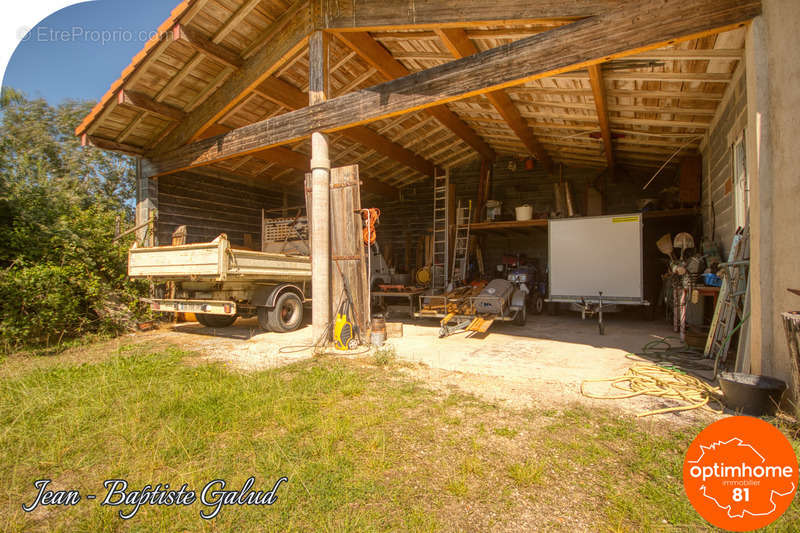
[701,66,747,256]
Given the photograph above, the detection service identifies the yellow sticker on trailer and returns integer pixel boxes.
[612,216,639,223]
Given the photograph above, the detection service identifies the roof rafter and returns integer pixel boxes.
[117,89,187,122]
[143,0,759,177]
[172,24,243,69]
[334,31,496,161]
[435,27,553,172]
[257,76,439,177]
[153,0,312,154]
[587,63,614,169]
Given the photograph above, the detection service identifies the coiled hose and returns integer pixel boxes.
[581,337,724,417]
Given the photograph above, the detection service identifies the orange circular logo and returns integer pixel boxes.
[683,416,798,531]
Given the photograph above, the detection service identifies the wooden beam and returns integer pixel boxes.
[336,31,495,161]
[81,134,143,156]
[172,24,243,70]
[212,0,263,44]
[155,2,312,153]
[117,89,187,122]
[308,30,330,105]
[587,64,614,169]
[436,27,552,172]
[257,75,438,176]
[145,0,759,177]
[322,0,614,31]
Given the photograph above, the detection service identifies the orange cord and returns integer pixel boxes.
[361,208,380,245]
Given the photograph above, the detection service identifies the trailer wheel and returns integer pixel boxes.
[531,294,544,314]
[197,313,237,328]
[267,292,304,332]
[513,306,527,326]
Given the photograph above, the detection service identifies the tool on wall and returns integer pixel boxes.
[658,231,700,342]
[706,227,750,374]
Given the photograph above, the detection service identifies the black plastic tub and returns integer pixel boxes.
[719,372,787,416]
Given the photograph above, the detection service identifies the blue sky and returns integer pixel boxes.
[3,0,176,104]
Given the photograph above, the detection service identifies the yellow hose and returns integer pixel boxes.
[580,362,723,417]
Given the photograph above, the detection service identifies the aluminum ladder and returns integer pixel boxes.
[431,172,449,292]
[706,227,750,366]
[450,200,472,286]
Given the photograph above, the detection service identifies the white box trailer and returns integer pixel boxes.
[547,213,648,333]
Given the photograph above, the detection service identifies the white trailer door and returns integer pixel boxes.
[548,214,643,302]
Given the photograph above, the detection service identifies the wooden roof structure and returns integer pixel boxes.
[78,0,759,198]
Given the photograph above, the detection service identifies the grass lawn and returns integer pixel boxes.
[1,341,798,531]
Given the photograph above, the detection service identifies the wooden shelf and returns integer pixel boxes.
[641,208,700,220]
[469,219,548,232]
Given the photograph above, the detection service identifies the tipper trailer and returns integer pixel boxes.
[129,234,311,332]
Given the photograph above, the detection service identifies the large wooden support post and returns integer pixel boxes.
[135,158,158,247]
[309,30,331,343]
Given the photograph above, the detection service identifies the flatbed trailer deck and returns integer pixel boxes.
[129,234,311,331]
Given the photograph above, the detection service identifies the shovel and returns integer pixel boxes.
[656,234,674,259]
[673,232,695,261]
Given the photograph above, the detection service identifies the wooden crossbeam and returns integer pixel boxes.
[435,27,552,172]
[257,76,438,177]
[587,64,614,169]
[172,24,243,70]
[117,89,186,122]
[322,0,614,31]
[144,0,759,177]
[335,31,495,161]
[155,3,312,153]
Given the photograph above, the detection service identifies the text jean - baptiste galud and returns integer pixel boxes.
[22,476,288,519]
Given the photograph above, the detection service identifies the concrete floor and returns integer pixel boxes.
[143,310,717,420]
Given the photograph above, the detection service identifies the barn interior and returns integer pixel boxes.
[76,0,771,397]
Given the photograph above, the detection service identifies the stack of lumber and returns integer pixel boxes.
[419,284,485,316]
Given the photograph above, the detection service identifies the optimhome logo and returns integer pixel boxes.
[683,417,798,531]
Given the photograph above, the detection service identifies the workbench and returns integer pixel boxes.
[372,288,426,318]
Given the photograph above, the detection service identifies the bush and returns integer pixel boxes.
[0,90,147,352]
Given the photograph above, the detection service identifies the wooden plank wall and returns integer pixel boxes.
[374,158,678,274]
[156,172,298,246]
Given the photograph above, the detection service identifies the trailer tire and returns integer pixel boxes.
[267,292,304,332]
[531,294,544,314]
[513,306,527,326]
[197,313,237,328]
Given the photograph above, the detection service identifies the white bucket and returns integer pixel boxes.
[515,205,533,221]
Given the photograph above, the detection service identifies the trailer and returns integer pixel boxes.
[547,213,649,334]
[129,234,311,332]
[415,279,528,337]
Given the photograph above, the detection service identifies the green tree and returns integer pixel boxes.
[0,89,145,350]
